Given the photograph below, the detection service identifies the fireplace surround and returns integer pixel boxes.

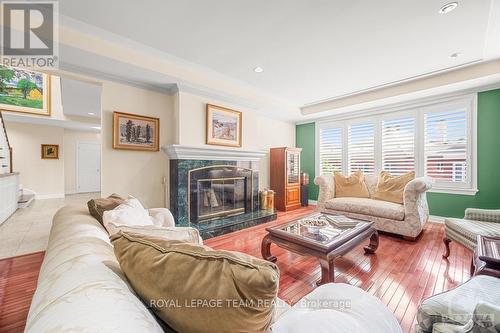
[163,145,277,238]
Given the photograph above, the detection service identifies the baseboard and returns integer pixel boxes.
[36,193,65,200]
[429,215,446,223]
[308,200,318,205]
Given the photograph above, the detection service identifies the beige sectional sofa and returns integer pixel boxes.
[25,205,402,332]
[315,174,433,240]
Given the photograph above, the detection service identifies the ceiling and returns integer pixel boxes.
[59,0,499,109]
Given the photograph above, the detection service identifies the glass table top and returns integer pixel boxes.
[273,213,369,245]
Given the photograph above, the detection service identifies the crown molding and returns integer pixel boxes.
[162,144,267,161]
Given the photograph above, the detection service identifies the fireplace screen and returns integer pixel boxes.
[189,166,253,223]
[197,177,246,220]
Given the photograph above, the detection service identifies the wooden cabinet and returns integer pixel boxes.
[270,147,302,211]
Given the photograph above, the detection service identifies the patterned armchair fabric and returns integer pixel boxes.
[444,209,500,253]
[415,275,500,333]
[315,174,433,238]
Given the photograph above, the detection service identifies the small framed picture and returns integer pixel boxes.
[113,111,160,151]
[41,144,59,159]
[206,104,242,147]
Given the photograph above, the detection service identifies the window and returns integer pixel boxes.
[382,117,415,175]
[348,123,375,174]
[424,109,468,185]
[319,127,342,174]
[315,94,477,195]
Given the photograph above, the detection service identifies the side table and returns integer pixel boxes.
[472,235,500,278]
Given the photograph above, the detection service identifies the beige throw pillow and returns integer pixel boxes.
[111,231,279,333]
[373,171,415,204]
[334,170,370,198]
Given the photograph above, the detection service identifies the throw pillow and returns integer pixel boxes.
[373,171,415,204]
[334,170,370,198]
[87,193,125,224]
[111,231,280,333]
[106,224,203,244]
[103,197,154,231]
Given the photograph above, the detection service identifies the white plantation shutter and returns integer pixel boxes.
[319,127,342,174]
[348,123,375,174]
[424,109,468,184]
[382,117,415,175]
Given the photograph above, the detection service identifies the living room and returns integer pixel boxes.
[0,1,499,333]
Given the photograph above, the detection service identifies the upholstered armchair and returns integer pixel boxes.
[315,174,433,240]
[415,275,500,333]
[443,209,500,258]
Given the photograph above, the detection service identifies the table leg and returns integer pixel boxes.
[364,231,379,254]
[261,234,277,262]
[317,258,334,285]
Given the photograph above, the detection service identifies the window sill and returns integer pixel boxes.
[428,187,478,196]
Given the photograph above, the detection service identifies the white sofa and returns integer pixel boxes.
[315,174,433,240]
[26,205,402,333]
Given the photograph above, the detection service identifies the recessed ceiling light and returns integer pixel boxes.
[449,52,461,58]
[88,112,95,116]
[439,2,458,14]
[253,66,264,73]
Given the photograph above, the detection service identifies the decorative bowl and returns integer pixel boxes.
[300,218,328,234]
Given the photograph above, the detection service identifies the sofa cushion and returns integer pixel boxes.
[87,193,125,224]
[416,275,500,332]
[334,171,370,198]
[111,231,280,333]
[373,171,415,204]
[25,205,165,333]
[445,218,500,243]
[325,197,405,221]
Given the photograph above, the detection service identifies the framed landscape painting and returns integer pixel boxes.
[206,104,242,147]
[113,111,160,151]
[0,65,51,116]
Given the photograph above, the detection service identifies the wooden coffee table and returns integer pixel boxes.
[261,212,378,285]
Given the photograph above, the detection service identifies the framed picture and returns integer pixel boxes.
[41,144,59,159]
[113,111,160,151]
[206,104,242,147]
[0,65,51,116]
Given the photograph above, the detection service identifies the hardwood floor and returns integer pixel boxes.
[0,207,471,333]
[0,251,44,333]
[205,207,472,333]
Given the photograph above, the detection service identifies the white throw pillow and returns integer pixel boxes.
[103,197,153,232]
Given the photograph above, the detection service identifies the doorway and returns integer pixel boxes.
[77,142,101,193]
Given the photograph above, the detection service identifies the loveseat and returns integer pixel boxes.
[25,205,402,332]
[315,174,433,240]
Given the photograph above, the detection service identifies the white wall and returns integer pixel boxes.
[63,129,101,194]
[101,81,175,208]
[177,91,295,188]
[5,122,65,198]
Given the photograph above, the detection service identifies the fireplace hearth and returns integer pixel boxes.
[164,145,277,239]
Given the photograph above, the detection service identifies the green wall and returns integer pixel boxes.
[296,122,318,200]
[296,89,500,218]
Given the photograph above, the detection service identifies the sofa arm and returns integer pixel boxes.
[314,175,334,211]
[464,209,500,223]
[148,208,176,227]
[403,177,433,238]
[472,301,500,331]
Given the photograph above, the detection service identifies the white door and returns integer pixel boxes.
[77,142,101,193]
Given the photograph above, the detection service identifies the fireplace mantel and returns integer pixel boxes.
[162,144,267,161]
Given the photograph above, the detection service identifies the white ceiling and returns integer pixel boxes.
[59,0,499,108]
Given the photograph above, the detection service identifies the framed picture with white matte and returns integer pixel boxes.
[206,104,242,147]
